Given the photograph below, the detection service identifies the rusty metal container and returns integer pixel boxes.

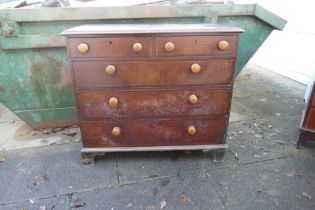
[0,4,286,128]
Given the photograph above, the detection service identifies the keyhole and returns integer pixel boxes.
[109,41,112,45]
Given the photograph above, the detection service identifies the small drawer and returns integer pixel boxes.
[67,37,152,58]
[80,119,226,147]
[77,89,230,119]
[155,35,238,57]
[72,59,234,88]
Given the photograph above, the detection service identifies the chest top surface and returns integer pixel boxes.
[62,24,244,35]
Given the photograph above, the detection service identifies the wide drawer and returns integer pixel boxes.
[72,59,234,88]
[67,37,152,58]
[77,89,230,119]
[80,119,227,147]
[155,35,238,56]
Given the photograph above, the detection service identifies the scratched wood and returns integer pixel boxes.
[72,59,235,88]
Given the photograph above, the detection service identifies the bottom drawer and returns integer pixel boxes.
[81,119,227,147]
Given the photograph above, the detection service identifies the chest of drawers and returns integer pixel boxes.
[63,24,244,164]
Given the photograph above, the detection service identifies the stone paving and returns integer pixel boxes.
[0,64,314,210]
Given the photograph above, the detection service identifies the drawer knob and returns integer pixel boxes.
[189,94,198,104]
[108,97,119,108]
[132,42,143,53]
[217,40,229,51]
[112,127,121,136]
[191,63,201,73]
[188,125,197,135]
[77,43,89,53]
[164,41,175,52]
[105,65,116,75]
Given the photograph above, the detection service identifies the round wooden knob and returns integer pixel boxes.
[132,42,143,53]
[217,40,229,51]
[108,97,118,108]
[112,127,121,136]
[189,94,198,104]
[164,41,175,52]
[191,63,201,73]
[77,43,89,53]
[105,65,116,75]
[188,125,196,135]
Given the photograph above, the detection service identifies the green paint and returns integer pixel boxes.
[217,16,274,75]
[0,35,65,49]
[1,22,23,36]
[0,4,286,128]
[15,107,77,128]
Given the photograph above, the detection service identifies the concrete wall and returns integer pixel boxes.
[235,0,315,86]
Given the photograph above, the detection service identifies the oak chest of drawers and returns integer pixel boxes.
[63,24,244,164]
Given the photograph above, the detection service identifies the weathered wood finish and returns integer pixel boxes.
[68,37,152,58]
[80,119,227,147]
[77,89,230,119]
[72,59,235,88]
[64,24,243,164]
[305,108,315,130]
[155,35,238,56]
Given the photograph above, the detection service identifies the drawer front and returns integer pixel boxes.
[155,35,238,56]
[81,119,226,147]
[68,37,152,58]
[305,108,315,131]
[77,89,230,119]
[72,59,234,88]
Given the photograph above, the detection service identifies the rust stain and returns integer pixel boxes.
[20,115,78,129]
[34,120,78,129]
[0,84,4,92]
[27,50,73,96]
[30,62,47,73]
[27,56,46,73]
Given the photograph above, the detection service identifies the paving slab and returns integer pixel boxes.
[71,172,225,210]
[0,195,69,210]
[234,93,304,118]
[0,143,117,204]
[115,147,240,184]
[0,103,20,123]
[0,123,81,151]
[208,153,315,210]
[227,114,302,162]
[241,64,306,99]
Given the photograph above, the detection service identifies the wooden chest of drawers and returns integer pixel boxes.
[63,24,243,164]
